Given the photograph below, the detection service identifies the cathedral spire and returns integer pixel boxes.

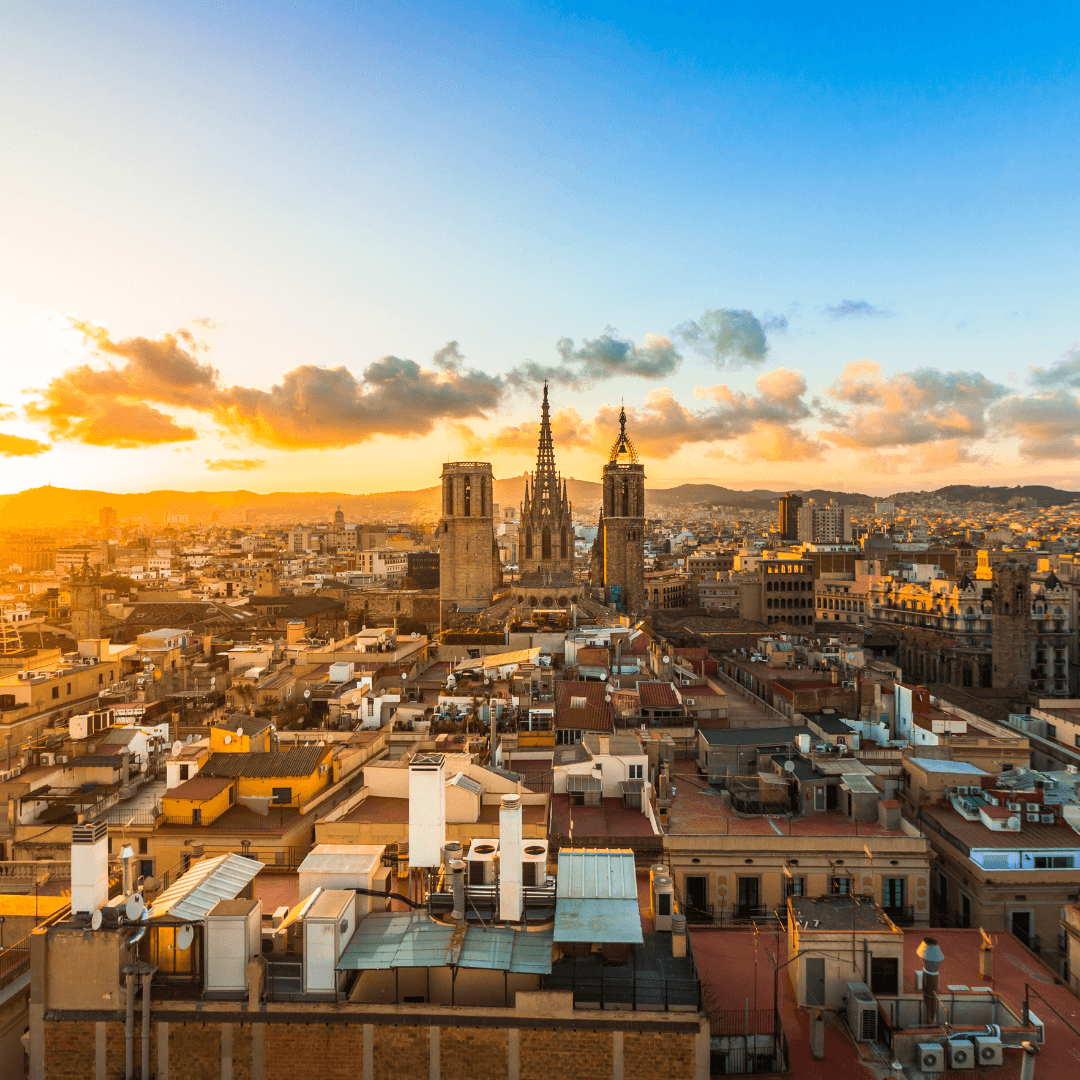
[535,381,557,479]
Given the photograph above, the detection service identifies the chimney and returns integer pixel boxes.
[71,821,109,915]
[449,859,465,922]
[614,638,622,689]
[499,794,523,923]
[1020,1041,1039,1080]
[917,937,944,1026]
[121,844,135,896]
[671,912,687,957]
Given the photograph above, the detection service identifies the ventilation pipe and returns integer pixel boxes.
[499,794,523,923]
[917,937,945,1026]
[671,913,687,958]
[614,638,622,689]
[140,969,153,1080]
[1020,1041,1039,1080]
[124,967,136,1080]
[442,841,463,881]
[121,844,135,897]
[450,860,465,922]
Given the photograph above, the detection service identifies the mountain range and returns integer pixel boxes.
[0,480,1077,529]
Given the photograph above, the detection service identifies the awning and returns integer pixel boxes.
[148,853,264,924]
[619,780,645,795]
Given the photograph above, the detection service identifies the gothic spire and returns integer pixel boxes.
[535,381,557,479]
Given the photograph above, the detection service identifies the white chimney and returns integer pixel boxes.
[71,820,109,916]
[407,753,446,867]
[499,794,523,923]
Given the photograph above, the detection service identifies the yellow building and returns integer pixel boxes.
[209,715,273,754]
[162,776,237,826]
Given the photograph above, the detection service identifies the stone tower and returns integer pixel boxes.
[591,407,646,613]
[439,461,496,627]
[991,561,1032,690]
[70,556,102,641]
[519,384,575,586]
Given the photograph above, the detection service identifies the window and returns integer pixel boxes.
[628,763,643,780]
[785,875,805,899]
[1047,723,1057,738]
[882,877,905,910]
[138,838,148,854]
[367,698,374,716]
[179,764,189,781]
[271,787,292,805]
[66,683,72,695]
[52,687,59,699]
[829,876,850,895]
[1034,856,1073,869]
[192,809,202,825]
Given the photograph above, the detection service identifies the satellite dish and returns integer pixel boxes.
[91,909,103,931]
[171,741,183,757]
[784,759,796,773]
[210,677,216,688]
[304,690,311,699]
[351,695,358,705]
[125,893,145,921]
[186,734,194,744]
[236,725,244,737]
[176,924,194,951]
[224,734,232,745]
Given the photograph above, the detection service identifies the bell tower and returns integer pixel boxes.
[593,407,645,614]
[439,461,496,627]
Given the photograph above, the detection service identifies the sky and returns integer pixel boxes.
[1,1,1079,497]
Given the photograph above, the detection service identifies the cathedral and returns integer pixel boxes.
[438,385,647,627]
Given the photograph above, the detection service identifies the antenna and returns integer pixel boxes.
[125,893,145,921]
[91,909,103,931]
[171,740,183,757]
[176,924,194,951]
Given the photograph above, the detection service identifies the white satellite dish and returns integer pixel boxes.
[175,923,194,951]
[91,909,103,931]
[186,734,194,744]
[784,759,796,773]
[224,734,232,745]
[171,741,183,757]
[210,677,216,688]
[236,725,244,737]
[304,690,311,699]
[125,893,145,921]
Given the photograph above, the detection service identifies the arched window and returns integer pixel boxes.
[560,529,568,558]
[621,481,629,517]
[542,528,551,560]
[463,477,471,517]
[525,531,533,559]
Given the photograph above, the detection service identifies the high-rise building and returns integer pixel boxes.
[797,499,851,543]
[439,461,497,626]
[518,384,575,588]
[591,407,645,613]
[98,505,118,539]
[778,493,802,542]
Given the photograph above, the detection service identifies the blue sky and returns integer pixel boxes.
[2,2,1079,494]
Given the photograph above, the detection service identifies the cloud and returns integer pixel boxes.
[0,431,50,457]
[23,322,505,449]
[456,407,594,458]
[673,308,770,367]
[189,317,224,330]
[205,457,267,471]
[990,390,1080,459]
[508,329,680,390]
[824,300,890,319]
[819,361,1008,450]
[1029,345,1080,390]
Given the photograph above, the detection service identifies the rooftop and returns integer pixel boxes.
[907,756,989,775]
[790,894,901,933]
[199,746,327,779]
[548,794,656,839]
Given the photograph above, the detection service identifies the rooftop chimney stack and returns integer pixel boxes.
[71,821,109,916]
[499,794,523,922]
[121,843,135,896]
[917,937,945,1026]
[407,754,446,867]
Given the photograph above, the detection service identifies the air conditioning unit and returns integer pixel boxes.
[40,753,55,767]
[466,839,499,886]
[846,982,878,1042]
[947,1038,975,1070]
[56,755,68,764]
[1067,764,1078,775]
[1040,814,1055,824]
[917,1043,945,1074]
[1007,802,1022,812]
[1027,813,1040,822]
[521,841,548,888]
[973,1036,1003,1066]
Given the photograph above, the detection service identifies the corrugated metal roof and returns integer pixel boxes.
[566,773,603,793]
[908,757,988,775]
[297,845,383,876]
[148,853,264,923]
[553,898,644,945]
[840,773,879,794]
[448,772,482,794]
[457,926,553,974]
[200,746,327,778]
[556,849,637,899]
[336,912,454,970]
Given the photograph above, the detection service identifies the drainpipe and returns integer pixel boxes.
[1020,1040,1039,1080]
[141,968,154,1080]
[121,845,134,896]
[124,967,136,1080]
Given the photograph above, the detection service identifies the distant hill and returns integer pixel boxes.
[1,480,1076,529]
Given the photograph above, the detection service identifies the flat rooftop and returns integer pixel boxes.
[338,795,547,828]
[548,795,657,839]
[790,895,899,933]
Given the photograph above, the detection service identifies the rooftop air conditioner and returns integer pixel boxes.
[40,753,54,767]
[973,1036,1003,1067]
[947,1038,975,1070]
[917,1042,945,1074]
[1007,802,1022,812]
[846,982,878,1042]
[1027,813,1040,822]
[466,839,499,886]
[1067,764,1078,775]
[1040,814,1054,824]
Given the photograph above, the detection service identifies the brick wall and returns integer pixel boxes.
[169,1020,221,1080]
[43,1022,95,1080]
[265,1024,365,1080]
[518,1028,612,1080]
[623,1031,696,1080]
[439,1027,508,1080]
[372,1024,427,1080]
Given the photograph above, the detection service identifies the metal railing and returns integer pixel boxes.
[0,936,31,989]
[544,963,699,1011]
[710,1008,775,1036]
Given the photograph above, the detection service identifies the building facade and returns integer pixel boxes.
[438,461,498,627]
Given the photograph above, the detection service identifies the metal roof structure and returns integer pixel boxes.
[554,849,642,945]
[840,773,879,794]
[448,772,482,794]
[148,853,264,924]
[461,927,553,974]
[566,773,603,794]
[297,844,384,877]
[336,912,454,970]
[908,757,988,775]
[199,746,328,778]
